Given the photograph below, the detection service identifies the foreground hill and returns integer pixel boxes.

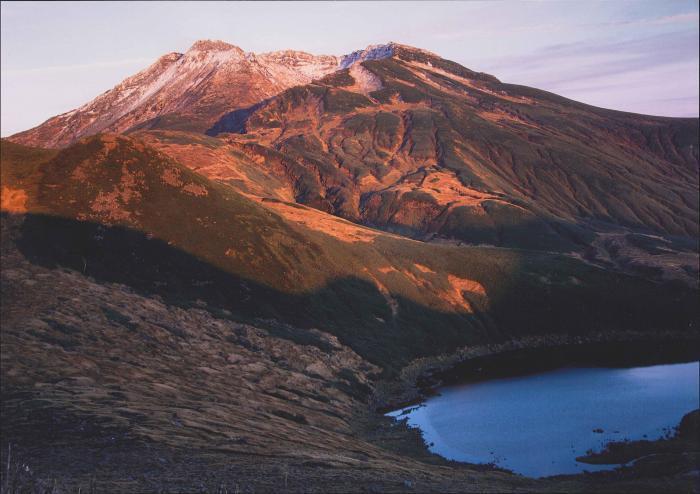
[2,136,699,492]
[2,135,698,492]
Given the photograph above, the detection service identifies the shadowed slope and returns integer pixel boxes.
[2,214,545,493]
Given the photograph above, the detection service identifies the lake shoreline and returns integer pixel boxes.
[575,409,700,466]
[373,330,700,413]
[370,331,699,482]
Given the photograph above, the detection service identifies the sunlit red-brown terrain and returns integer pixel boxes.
[1,40,698,492]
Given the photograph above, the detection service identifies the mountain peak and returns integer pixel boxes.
[8,39,499,148]
[187,39,243,53]
[337,42,439,69]
[385,42,440,57]
[339,43,394,69]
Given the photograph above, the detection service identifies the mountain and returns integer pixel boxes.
[205,46,698,244]
[2,40,699,491]
[11,41,697,265]
[8,42,420,149]
[8,40,340,147]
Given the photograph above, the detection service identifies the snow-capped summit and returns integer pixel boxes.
[8,40,420,148]
[187,39,242,53]
[339,43,395,69]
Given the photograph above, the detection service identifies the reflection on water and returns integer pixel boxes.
[387,361,699,477]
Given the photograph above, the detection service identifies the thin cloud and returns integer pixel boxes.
[480,30,698,78]
[432,11,698,43]
[474,29,698,117]
[433,23,565,41]
[596,11,699,28]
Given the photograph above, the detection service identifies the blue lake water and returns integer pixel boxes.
[387,361,699,478]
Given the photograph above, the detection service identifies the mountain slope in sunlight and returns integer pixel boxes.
[2,136,696,370]
[205,45,698,249]
[9,41,698,269]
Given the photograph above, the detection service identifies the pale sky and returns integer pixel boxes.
[1,1,698,136]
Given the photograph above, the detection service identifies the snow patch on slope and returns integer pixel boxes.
[254,50,340,87]
[340,44,395,69]
[348,64,383,94]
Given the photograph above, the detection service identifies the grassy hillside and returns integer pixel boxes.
[2,136,697,372]
[2,134,698,493]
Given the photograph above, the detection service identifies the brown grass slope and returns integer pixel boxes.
[2,136,697,371]
[4,220,555,493]
[2,137,699,492]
